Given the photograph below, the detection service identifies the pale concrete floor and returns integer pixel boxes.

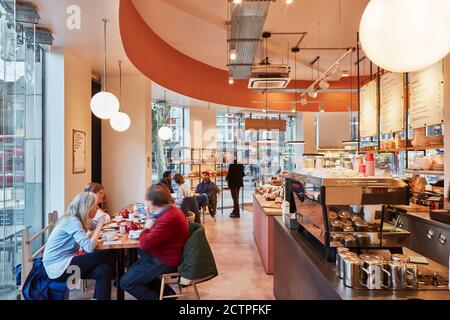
[72,206,274,300]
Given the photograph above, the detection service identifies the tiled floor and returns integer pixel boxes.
[73,206,274,300]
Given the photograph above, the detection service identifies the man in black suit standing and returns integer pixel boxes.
[226,160,245,218]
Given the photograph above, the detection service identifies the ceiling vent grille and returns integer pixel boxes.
[228,0,273,80]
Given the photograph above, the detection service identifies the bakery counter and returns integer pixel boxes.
[253,194,286,274]
[273,216,450,300]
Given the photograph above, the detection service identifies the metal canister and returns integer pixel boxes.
[361,257,390,290]
[336,250,357,279]
[386,260,407,290]
[406,263,418,289]
[343,256,365,289]
[356,233,371,247]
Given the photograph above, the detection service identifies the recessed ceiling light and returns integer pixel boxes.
[233,0,242,4]
[228,77,234,85]
[286,0,294,4]
[319,104,326,113]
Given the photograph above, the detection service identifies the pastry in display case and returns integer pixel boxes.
[284,168,411,262]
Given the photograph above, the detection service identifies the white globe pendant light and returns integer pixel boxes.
[110,112,131,132]
[359,0,450,73]
[91,92,119,120]
[158,127,172,141]
[91,19,120,119]
[110,60,131,132]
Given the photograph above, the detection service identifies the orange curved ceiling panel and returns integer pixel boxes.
[119,0,360,112]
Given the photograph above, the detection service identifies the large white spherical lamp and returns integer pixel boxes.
[158,127,172,141]
[91,91,120,120]
[110,112,131,132]
[359,0,450,73]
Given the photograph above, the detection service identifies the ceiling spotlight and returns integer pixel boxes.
[230,49,237,61]
[228,77,234,85]
[286,0,294,4]
[319,79,330,90]
[300,96,308,106]
[262,108,267,113]
[319,104,326,113]
[341,70,350,77]
[232,0,242,4]
[308,88,318,99]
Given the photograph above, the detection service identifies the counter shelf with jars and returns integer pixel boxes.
[317,148,357,169]
[285,173,411,262]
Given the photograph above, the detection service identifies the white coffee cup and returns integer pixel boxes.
[114,215,123,222]
[103,231,116,241]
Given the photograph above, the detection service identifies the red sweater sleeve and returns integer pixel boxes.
[139,215,172,252]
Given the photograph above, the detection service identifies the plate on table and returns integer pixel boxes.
[102,236,119,242]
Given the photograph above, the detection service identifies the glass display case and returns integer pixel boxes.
[285,173,411,261]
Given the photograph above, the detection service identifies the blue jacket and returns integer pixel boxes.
[16,258,68,300]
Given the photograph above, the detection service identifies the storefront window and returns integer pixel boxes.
[0,0,46,299]
[151,102,186,182]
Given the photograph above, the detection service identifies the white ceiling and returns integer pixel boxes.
[33,0,140,76]
[132,0,371,78]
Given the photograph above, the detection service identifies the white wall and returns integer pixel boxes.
[64,50,92,206]
[317,112,350,148]
[102,75,152,212]
[189,105,217,149]
[45,48,92,215]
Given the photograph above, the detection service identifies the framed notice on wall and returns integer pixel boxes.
[360,80,378,138]
[410,61,444,129]
[73,129,86,174]
[380,72,405,134]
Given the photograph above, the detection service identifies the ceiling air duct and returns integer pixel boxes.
[227,0,273,80]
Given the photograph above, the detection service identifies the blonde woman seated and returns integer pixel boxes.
[84,182,111,224]
[43,192,114,300]
[174,173,193,208]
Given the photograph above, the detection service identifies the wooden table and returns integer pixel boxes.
[96,224,140,300]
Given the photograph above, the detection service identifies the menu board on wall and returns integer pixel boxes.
[410,61,444,129]
[380,72,405,134]
[73,130,86,174]
[360,80,378,138]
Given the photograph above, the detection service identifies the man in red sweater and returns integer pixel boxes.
[120,184,189,300]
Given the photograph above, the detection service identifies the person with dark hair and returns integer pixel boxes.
[195,171,220,218]
[84,182,111,224]
[174,173,193,208]
[226,160,245,218]
[159,171,174,193]
[120,184,189,300]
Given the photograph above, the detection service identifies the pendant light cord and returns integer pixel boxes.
[118,60,123,106]
[102,19,108,92]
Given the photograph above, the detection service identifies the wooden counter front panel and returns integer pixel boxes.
[253,196,275,274]
[273,219,341,300]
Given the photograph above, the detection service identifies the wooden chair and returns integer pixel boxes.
[19,211,58,300]
[159,273,216,300]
